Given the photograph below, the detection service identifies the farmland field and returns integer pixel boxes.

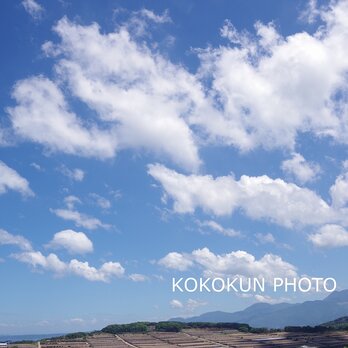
[10,330,348,348]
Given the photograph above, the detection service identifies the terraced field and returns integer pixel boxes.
[23,330,348,348]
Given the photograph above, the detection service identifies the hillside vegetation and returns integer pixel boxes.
[101,321,274,334]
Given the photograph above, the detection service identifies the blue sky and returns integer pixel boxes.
[1,0,348,334]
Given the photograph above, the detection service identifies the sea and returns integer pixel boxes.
[0,334,65,342]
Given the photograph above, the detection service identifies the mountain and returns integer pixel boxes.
[170,290,348,329]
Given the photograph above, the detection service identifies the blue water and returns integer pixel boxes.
[0,334,65,342]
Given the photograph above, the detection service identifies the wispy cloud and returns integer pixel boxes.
[0,229,32,251]
[58,165,85,182]
[196,220,241,237]
[22,0,44,20]
[50,196,110,230]
[0,161,34,197]
[170,298,207,312]
[51,208,110,230]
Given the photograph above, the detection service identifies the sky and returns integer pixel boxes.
[1,0,348,335]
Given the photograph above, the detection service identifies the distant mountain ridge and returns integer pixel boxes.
[170,290,348,329]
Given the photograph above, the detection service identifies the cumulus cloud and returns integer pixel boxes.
[191,0,348,152]
[0,229,32,251]
[309,224,348,248]
[3,230,123,282]
[8,1,348,166]
[159,247,297,283]
[330,172,348,208]
[22,0,44,20]
[196,220,241,237]
[158,251,194,271]
[13,251,67,273]
[39,16,201,171]
[46,229,93,254]
[148,164,339,228]
[0,161,34,197]
[281,153,320,184]
[8,76,117,159]
[12,251,125,282]
[69,259,124,282]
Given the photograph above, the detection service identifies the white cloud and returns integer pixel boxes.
[170,298,207,312]
[12,251,67,273]
[196,220,241,237]
[8,76,118,159]
[299,0,320,24]
[51,208,110,230]
[330,173,348,208]
[51,196,110,230]
[281,153,320,184]
[120,8,172,38]
[255,232,276,244]
[30,162,42,171]
[12,251,125,282]
[309,224,348,248]
[138,9,171,24]
[148,164,337,228]
[39,16,202,171]
[255,232,291,250]
[0,229,32,251]
[90,193,111,209]
[46,229,93,254]
[59,165,85,181]
[64,195,81,210]
[170,299,183,309]
[0,161,34,197]
[129,273,149,282]
[159,247,297,283]
[22,0,44,20]
[69,259,124,282]
[190,0,348,152]
[9,1,348,166]
[158,251,194,271]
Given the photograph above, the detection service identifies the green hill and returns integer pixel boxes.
[321,316,348,330]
